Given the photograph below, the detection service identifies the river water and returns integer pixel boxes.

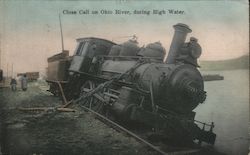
[194,69,249,155]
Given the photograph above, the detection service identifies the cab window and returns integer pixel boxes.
[75,41,88,56]
[87,42,109,57]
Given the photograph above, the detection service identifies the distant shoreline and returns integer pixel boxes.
[199,55,249,71]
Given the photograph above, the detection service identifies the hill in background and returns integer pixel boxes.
[200,55,249,70]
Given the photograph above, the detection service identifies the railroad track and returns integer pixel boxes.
[78,104,201,155]
[54,75,205,155]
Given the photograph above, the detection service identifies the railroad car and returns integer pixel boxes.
[17,72,40,81]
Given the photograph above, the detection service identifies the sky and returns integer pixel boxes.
[0,0,249,75]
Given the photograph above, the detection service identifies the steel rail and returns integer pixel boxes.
[78,104,169,155]
[78,104,202,155]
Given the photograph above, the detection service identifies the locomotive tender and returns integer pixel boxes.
[47,23,216,145]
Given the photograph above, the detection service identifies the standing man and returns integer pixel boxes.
[20,74,28,91]
[10,77,17,91]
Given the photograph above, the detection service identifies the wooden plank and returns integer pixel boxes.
[56,81,68,104]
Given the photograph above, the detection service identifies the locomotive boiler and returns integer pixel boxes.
[46,23,216,145]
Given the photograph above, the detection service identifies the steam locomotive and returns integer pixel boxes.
[46,23,216,145]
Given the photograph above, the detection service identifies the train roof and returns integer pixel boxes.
[76,37,117,45]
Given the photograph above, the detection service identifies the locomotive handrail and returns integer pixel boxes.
[72,70,148,96]
[98,55,163,62]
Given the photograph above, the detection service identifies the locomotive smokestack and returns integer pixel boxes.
[165,23,192,64]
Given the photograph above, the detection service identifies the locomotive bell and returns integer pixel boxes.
[166,23,192,64]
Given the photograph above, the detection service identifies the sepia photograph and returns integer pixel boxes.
[0,0,249,155]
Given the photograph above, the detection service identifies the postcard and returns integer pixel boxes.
[0,0,248,155]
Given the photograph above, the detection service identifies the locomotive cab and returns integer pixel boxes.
[69,37,116,73]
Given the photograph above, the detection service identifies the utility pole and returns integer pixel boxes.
[11,63,13,78]
[59,14,64,51]
[6,63,8,78]
[0,33,1,69]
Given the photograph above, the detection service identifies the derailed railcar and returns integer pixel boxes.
[47,23,216,145]
[46,50,72,96]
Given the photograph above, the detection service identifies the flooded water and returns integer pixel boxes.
[195,69,249,155]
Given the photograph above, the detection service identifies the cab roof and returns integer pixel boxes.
[76,37,117,45]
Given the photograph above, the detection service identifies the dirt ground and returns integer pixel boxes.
[0,81,226,155]
[0,81,158,155]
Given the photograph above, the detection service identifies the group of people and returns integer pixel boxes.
[10,74,28,91]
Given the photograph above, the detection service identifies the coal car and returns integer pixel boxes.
[46,23,216,145]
